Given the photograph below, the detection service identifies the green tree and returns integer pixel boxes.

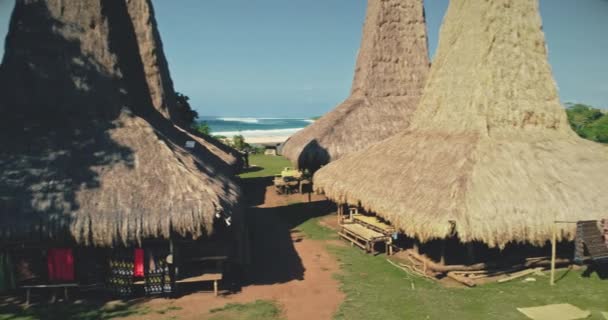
[566,103,608,143]
[232,134,249,151]
[194,122,211,136]
[175,92,199,127]
[584,115,608,143]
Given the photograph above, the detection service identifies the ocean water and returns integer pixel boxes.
[199,116,313,138]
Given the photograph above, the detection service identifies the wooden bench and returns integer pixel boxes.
[339,223,391,255]
[176,272,223,296]
[352,214,396,235]
[20,283,78,306]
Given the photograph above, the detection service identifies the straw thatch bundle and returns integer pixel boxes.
[126,0,242,171]
[281,0,430,170]
[125,0,177,123]
[314,0,608,248]
[0,0,240,247]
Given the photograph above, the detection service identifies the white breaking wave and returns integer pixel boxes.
[212,127,304,138]
[217,117,260,123]
[216,117,313,123]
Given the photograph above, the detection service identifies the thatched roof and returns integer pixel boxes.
[0,0,240,247]
[281,0,430,170]
[126,0,178,123]
[314,0,608,248]
[126,0,243,172]
[176,126,243,172]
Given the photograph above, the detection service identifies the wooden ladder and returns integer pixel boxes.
[575,221,608,263]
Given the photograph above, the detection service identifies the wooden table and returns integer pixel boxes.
[339,223,391,255]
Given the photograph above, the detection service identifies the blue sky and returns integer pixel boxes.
[0,0,606,117]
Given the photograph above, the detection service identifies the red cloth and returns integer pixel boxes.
[134,248,144,277]
[47,248,75,282]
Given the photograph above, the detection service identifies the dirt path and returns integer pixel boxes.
[132,181,344,320]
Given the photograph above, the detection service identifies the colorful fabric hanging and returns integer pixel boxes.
[134,248,144,277]
[144,248,173,295]
[0,252,16,292]
[107,249,135,297]
[47,248,75,282]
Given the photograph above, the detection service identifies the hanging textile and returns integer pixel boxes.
[14,251,42,283]
[144,248,173,295]
[47,248,75,282]
[107,249,135,297]
[0,252,16,292]
[134,248,144,277]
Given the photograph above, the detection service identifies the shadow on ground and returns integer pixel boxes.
[0,295,151,320]
[239,177,334,287]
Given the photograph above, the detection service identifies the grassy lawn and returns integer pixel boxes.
[293,215,608,319]
[208,300,283,320]
[330,246,608,320]
[239,154,292,179]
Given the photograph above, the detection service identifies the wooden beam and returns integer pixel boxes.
[447,272,476,287]
[498,267,543,283]
[550,222,557,286]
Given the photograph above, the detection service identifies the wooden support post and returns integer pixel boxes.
[213,280,218,297]
[169,238,178,294]
[413,239,420,254]
[550,222,557,286]
[440,240,447,265]
[25,288,30,307]
[466,243,476,264]
[64,287,69,301]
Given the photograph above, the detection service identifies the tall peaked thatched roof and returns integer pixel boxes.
[314,0,608,248]
[125,0,243,171]
[281,0,430,170]
[0,0,240,247]
[125,0,177,123]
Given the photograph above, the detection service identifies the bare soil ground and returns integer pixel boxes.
[129,181,344,320]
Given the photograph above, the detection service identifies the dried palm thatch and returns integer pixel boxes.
[0,0,240,247]
[314,0,608,248]
[125,0,178,123]
[176,126,243,173]
[126,0,243,171]
[281,0,430,170]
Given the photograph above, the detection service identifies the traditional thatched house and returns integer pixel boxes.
[0,0,243,295]
[125,0,243,172]
[314,0,608,250]
[281,0,430,171]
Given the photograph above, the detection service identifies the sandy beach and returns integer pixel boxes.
[244,135,290,144]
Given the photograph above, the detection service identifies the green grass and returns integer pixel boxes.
[295,215,337,240]
[327,243,608,320]
[208,300,283,320]
[284,202,337,240]
[239,154,292,179]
